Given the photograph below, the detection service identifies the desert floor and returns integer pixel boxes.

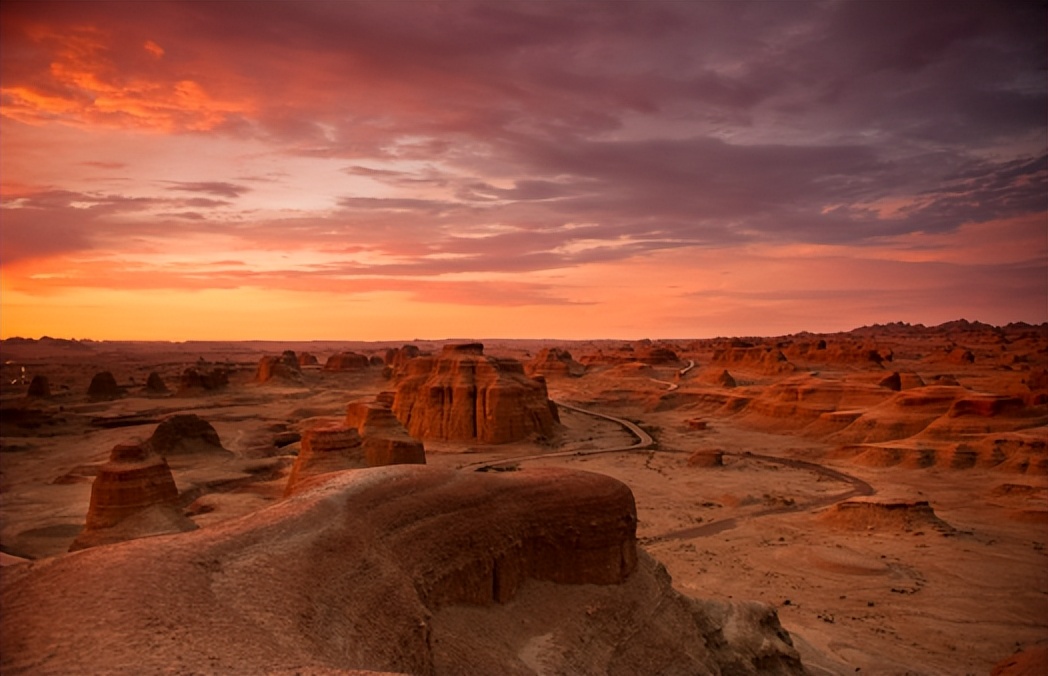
[1,331,1046,675]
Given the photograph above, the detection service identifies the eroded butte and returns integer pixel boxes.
[1,321,1046,675]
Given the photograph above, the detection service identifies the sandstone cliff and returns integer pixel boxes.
[392,343,558,444]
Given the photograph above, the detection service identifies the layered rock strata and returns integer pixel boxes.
[284,398,425,495]
[392,343,558,444]
[68,442,196,551]
[1,464,805,674]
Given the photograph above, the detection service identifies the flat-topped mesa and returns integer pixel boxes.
[324,351,370,371]
[392,342,559,444]
[526,347,586,378]
[255,350,303,383]
[146,414,230,457]
[345,398,427,467]
[284,399,426,496]
[69,442,196,551]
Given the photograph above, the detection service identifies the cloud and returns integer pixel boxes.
[164,181,250,198]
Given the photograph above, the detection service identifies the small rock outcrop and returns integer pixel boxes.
[324,351,370,371]
[145,372,169,394]
[392,343,558,444]
[178,367,229,393]
[285,397,426,495]
[385,344,422,370]
[526,347,586,378]
[688,450,725,467]
[255,350,302,383]
[68,442,196,551]
[26,376,50,398]
[297,352,319,366]
[87,371,121,399]
[146,414,229,456]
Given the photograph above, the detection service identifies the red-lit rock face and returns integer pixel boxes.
[392,343,558,444]
[69,442,195,551]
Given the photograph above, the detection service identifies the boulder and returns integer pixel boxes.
[146,414,229,456]
[26,375,50,398]
[87,371,121,399]
[68,442,196,551]
[324,351,371,371]
[392,343,558,444]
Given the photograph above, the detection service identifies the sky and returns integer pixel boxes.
[1,0,1045,341]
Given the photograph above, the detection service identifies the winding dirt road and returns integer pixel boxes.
[465,398,875,542]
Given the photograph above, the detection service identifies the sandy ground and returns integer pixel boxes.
[1,330,1046,674]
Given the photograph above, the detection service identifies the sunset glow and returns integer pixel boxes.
[2,1,1045,340]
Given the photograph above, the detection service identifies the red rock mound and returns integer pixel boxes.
[177,366,229,393]
[285,398,426,495]
[68,442,196,551]
[26,375,50,397]
[255,350,303,383]
[4,465,803,675]
[526,347,586,377]
[146,414,230,456]
[711,346,796,374]
[144,371,168,393]
[324,351,370,371]
[87,371,122,399]
[392,343,559,444]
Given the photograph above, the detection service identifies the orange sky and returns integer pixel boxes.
[2,1,1045,340]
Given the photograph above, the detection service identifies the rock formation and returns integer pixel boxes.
[25,376,50,398]
[385,344,421,369]
[392,343,559,444]
[345,397,427,466]
[6,465,804,675]
[284,397,426,495]
[68,442,196,551]
[144,371,168,393]
[688,449,725,467]
[177,366,229,393]
[324,351,370,371]
[87,371,121,399]
[297,352,319,366]
[635,344,680,365]
[146,414,229,456]
[712,346,796,374]
[818,498,954,534]
[526,347,586,378]
[255,350,302,383]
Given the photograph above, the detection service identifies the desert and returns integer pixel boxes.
[1,320,1045,675]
